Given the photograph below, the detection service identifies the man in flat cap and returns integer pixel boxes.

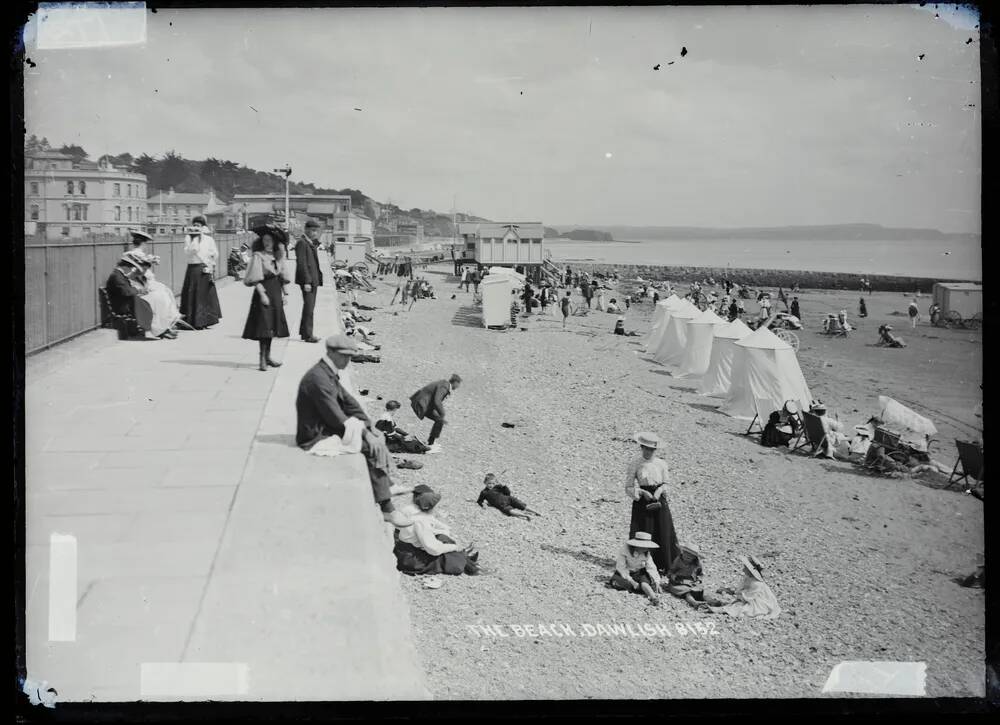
[296,334,412,527]
[295,219,324,343]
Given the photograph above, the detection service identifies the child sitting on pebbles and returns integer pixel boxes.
[477,473,540,520]
[608,532,662,606]
[375,400,434,455]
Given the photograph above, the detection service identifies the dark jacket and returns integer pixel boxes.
[105,268,139,316]
[294,236,323,287]
[295,360,371,448]
[477,485,526,513]
[410,379,451,420]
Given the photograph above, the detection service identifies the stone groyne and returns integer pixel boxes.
[552,262,977,293]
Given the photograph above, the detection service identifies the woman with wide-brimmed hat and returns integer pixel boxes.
[127,230,183,338]
[608,531,662,605]
[179,215,222,329]
[704,555,781,619]
[624,432,681,573]
[392,485,480,576]
[242,226,290,371]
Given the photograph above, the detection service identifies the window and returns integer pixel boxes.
[114,206,121,221]
[29,182,38,195]
[127,184,132,197]
[82,206,88,221]
[159,228,166,234]
[79,181,86,195]
[113,183,120,196]
[82,227,90,234]
[65,207,71,221]
[127,207,133,222]
[185,206,191,216]
[338,220,346,231]
[67,181,74,195]
[73,206,81,221]
[29,205,39,220]
[61,227,70,237]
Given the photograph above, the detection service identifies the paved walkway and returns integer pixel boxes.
[24,259,429,701]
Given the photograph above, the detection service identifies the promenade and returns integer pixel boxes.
[23,262,429,701]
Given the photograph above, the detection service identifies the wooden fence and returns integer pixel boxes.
[24,232,241,355]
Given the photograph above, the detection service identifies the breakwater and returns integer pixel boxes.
[553,262,972,293]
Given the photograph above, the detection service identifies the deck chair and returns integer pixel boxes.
[791,411,828,455]
[744,397,774,436]
[946,440,984,490]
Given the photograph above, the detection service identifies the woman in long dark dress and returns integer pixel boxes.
[179,216,222,329]
[242,230,290,371]
[624,432,681,573]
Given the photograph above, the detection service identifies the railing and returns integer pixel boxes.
[24,232,241,355]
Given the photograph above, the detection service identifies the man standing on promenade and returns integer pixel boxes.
[296,335,413,527]
[295,220,324,343]
[410,374,461,449]
[460,266,469,291]
[471,268,481,295]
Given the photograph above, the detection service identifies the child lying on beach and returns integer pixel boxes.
[608,532,662,606]
[477,473,540,520]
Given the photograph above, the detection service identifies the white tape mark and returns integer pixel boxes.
[140,663,250,699]
[47,534,77,642]
[822,661,926,696]
[35,2,147,50]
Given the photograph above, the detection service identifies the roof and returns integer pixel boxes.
[232,194,351,201]
[934,282,982,291]
[27,150,74,160]
[147,191,212,204]
[459,222,545,239]
[688,308,726,325]
[714,319,753,340]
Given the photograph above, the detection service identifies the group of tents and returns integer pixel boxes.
[644,293,812,420]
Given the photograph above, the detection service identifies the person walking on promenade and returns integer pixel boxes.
[472,268,481,295]
[294,220,324,343]
[790,296,801,320]
[242,227,290,371]
[625,432,681,574]
[908,298,920,328]
[296,335,413,528]
[410,374,461,449]
[460,266,469,290]
[179,215,222,329]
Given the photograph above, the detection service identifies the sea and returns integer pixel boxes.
[545,237,981,281]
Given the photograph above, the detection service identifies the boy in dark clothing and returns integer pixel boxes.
[375,400,432,454]
[477,473,540,520]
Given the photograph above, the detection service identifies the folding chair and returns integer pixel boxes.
[744,397,775,436]
[790,411,828,455]
[946,440,984,490]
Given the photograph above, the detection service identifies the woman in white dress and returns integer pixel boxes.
[127,231,182,337]
[179,216,222,329]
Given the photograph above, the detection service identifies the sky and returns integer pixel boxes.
[22,4,981,232]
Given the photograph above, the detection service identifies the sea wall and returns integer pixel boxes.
[553,262,972,293]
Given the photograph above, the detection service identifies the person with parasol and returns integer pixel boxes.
[242,224,291,371]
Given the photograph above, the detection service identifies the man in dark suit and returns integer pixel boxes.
[409,374,461,448]
[295,219,324,343]
[296,334,412,527]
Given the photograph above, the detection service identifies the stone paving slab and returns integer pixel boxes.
[24,258,428,702]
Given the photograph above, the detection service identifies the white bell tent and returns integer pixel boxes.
[651,300,700,366]
[698,318,753,397]
[674,307,727,378]
[718,325,813,420]
[644,294,682,353]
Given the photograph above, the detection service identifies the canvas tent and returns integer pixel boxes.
[718,325,812,420]
[699,319,752,396]
[674,308,727,378]
[644,294,682,352]
[481,275,513,327]
[651,300,700,366]
[486,266,525,288]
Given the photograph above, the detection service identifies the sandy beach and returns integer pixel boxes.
[343,265,982,699]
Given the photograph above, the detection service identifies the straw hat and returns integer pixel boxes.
[634,432,659,449]
[810,400,827,414]
[741,555,764,582]
[627,532,659,549]
[119,250,146,271]
[680,543,700,557]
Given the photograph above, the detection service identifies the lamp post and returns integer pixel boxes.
[273,166,292,232]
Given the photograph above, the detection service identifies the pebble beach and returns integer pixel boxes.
[350,264,983,699]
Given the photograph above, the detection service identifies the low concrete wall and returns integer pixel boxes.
[552,262,975,293]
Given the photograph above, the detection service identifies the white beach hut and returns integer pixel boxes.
[699,318,753,397]
[651,300,700,367]
[718,325,813,420]
[481,275,513,328]
[674,307,727,378]
[644,294,682,353]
